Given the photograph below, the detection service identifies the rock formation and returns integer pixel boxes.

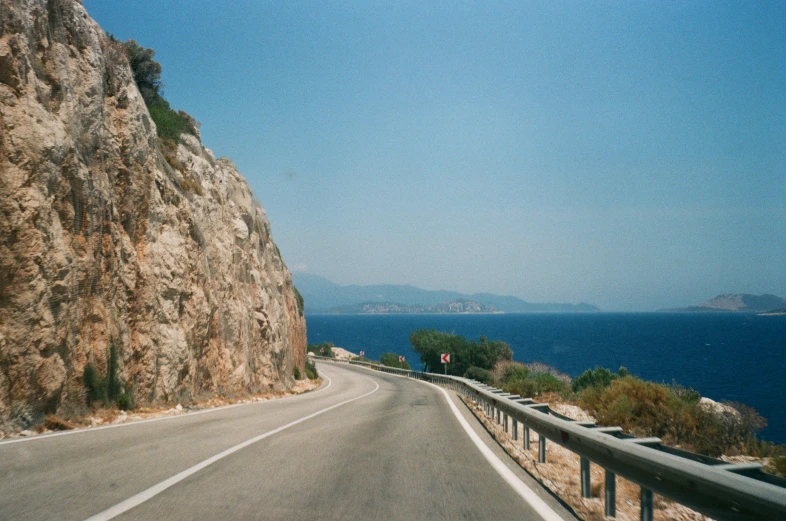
[0,0,306,425]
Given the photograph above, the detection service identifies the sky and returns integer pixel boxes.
[82,1,785,311]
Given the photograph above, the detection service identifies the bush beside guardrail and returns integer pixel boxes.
[311,355,786,521]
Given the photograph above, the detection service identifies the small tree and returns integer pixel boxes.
[308,342,335,358]
[380,352,410,370]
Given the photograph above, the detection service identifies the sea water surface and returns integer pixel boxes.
[306,313,786,443]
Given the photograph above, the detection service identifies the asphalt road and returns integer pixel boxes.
[0,362,577,521]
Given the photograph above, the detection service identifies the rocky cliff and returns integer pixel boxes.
[0,0,306,424]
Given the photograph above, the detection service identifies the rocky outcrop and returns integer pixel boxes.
[0,0,306,423]
[661,294,786,313]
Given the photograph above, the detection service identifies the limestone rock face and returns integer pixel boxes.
[0,0,306,419]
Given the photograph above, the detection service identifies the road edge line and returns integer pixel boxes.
[344,364,567,521]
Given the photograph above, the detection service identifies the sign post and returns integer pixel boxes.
[399,355,405,363]
[440,353,450,375]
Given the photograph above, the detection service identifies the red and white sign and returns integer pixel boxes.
[399,355,405,362]
[441,353,450,364]
[359,351,364,357]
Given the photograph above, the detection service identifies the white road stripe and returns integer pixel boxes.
[428,382,567,521]
[353,365,567,521]
[84,371,376,521]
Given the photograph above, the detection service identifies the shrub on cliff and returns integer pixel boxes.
[121,39,197,144]
[304,359,319,380]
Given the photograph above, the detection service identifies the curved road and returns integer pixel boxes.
[0,362,577,520]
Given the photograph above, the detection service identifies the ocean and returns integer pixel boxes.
[305,313,786,443]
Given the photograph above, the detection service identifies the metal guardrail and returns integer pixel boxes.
[312,355,786,520]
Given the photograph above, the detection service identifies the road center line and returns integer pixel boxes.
[83,371,377,521]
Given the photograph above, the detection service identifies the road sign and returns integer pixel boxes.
[441,353,450,364]
[399,355,405,362]
[359,351,364,357]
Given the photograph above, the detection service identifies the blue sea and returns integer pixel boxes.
[306,313,786,443]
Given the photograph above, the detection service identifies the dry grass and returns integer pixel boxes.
[43,415,77,431]
[460,395,711,521]
[2,378,322,439]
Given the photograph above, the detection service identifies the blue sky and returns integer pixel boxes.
[83,1,785,311]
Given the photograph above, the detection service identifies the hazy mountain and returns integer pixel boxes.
[327,299,501,314]
[293,274,599,314]
[660,294,786,313]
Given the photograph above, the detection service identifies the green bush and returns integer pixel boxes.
[774,455,786,477]
[115,393,133,411]
[380,352,410,370]
[83,363,105,404]
[409,330,512,375]
[572,366,623,393]
[503,378,537,399]
[122,39,197,144]
[149,104,196,143]
[308,342,335,358]
[578,376,769,457]
[106,345,121,402]
[464,366,492,385]
[532,373,568,394]
[293,366,302,380]
[304,359,319,380]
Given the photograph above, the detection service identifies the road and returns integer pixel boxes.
[0,362,577,520]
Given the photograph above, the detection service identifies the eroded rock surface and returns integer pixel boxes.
[0,0,306,424]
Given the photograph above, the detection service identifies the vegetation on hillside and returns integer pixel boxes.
[82,344,133,411]
[120,39,202,193]
[121,39,198,144]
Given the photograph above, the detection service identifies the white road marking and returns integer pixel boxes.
[83,373,378,521]
[428,382,567,521]
[0,374,332,447]
[351,365,567,521]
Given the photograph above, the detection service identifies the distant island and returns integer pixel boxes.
[293,273,599,314]
[326,299,502,315]
[660,294,786,314]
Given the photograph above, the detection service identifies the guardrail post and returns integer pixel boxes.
[496,408,501,424]
[640,488,653,521]
[524,426,530,449]
[512,419,518,441]
[580,457,591,498]
[538,434,546,463]
[605,470,616,518]
[503,413,509,433]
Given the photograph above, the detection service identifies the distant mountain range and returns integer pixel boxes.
[660,294,786,313]
[327,299,501,315]
[292,274,599,314]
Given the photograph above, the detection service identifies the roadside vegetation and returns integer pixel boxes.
[83,344,134,411]
[411,330,786,477]
[308,342,335,358]
[409,329,512,375]
[380,352,410,370]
